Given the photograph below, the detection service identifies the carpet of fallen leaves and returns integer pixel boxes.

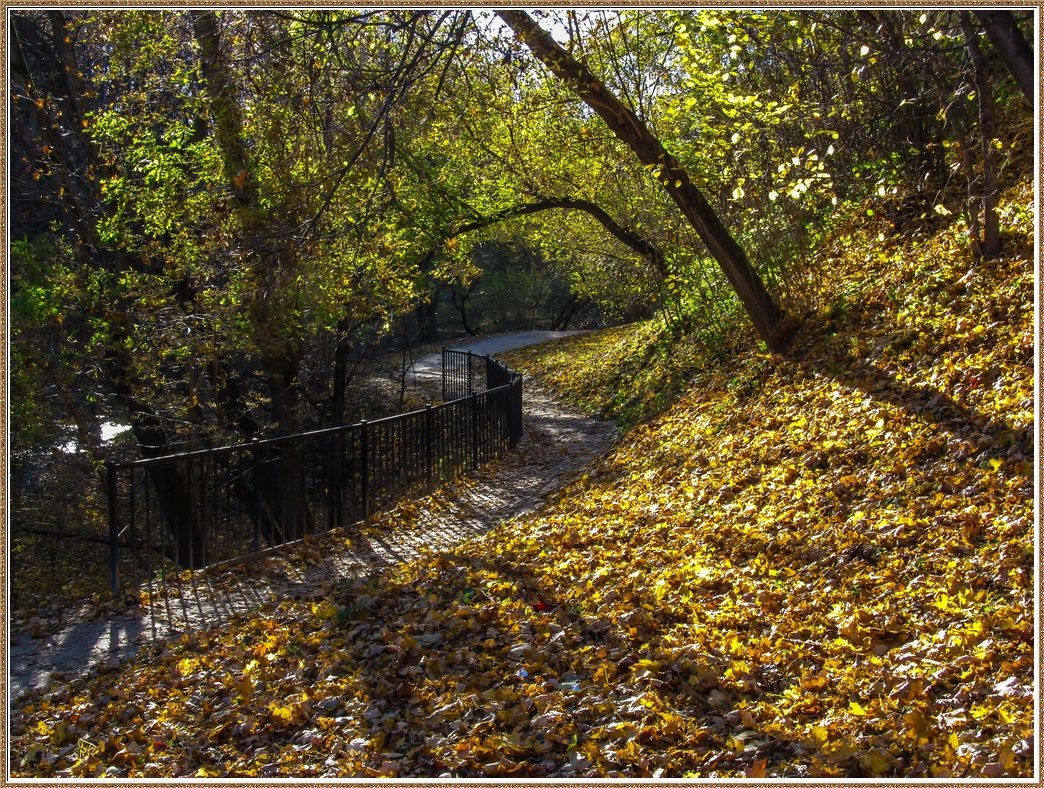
[504,320,713,432]
[11,183,1034,777]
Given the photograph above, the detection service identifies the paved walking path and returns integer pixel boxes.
[408,330,583,382]
[9,332,612,705]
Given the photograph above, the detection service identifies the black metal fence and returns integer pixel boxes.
[107,351,522,594]
[442,347,520,401]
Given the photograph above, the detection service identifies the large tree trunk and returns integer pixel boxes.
[411,247,442,344]
[974,10,1034,105]
[108,348,205,568]
[496,10,790,353]
[551,293,579,330]
[129,406,207,568]
[193,9,314,540]
[414,298,439,343]
[451,279,481,335]
[962,12,1002,259]
[331,329,353,427]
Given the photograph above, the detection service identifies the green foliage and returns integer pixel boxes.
[446,241,574,333]
[10,237,66,451]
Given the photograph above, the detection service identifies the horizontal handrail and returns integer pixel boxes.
[109,379,519,471]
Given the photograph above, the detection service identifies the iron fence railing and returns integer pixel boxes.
[107,351,522,594]
[442,347,523,402]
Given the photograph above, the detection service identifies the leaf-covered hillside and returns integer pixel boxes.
[11,183,1034,777]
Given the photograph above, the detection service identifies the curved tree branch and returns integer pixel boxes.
[449,196,668,278]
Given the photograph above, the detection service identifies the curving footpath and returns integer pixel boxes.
[408,330,585,383]
[9,331,613,705]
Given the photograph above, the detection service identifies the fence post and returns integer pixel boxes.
[440,347,447,401]
[252,439,261,553]
[107,460,120,596]
[510,374,523,447]
[425,405,434,491]
[360,420,370,519]
[470,391,479,469]
[183,457,192,569]
[327,433,337,532]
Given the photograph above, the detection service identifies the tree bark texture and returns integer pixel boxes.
[962,12,1002,258]
[974,10,1035,105]
[193,9,314,541]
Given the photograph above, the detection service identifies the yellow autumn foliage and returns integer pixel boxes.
[9,181,1034,777]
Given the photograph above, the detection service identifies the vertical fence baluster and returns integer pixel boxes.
[361,420,370,519]
[201,455,209,567]
[349,428,357,522]
[395,419,402,497]
[501,388,507,450]
[129,468,138,587]
[224,453,232,562]
[513,375,523,447]
[477,392,484,464]
[377,422,383,511]
[144,470,153,591]
[425,405,434,491]
[355,425,363,520]
[158,469,169,585]
[376,422,383,511]
[107,461,120,595]
[405,414,411,490]
[454,401,461,473]
[376,422,383,505]
[327,434,336,532]
[218,453,224,561]
[436,406,444,482]
[404,416,411,492]
[252,442,261,553]
[470,392,479,470]
[413,414,420,490]
[182,457,191,569]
